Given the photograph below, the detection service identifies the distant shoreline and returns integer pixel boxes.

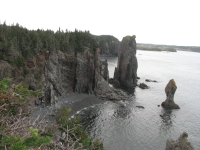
[137,43,200,53]
[137,49,200,53]
[137,49,177,52]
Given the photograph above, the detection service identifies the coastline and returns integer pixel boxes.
[30,93,104,121]
[60,93,104,117]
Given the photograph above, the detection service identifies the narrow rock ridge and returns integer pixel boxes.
[113,35,138,87]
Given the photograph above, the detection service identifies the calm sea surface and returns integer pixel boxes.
[77,50,200,150]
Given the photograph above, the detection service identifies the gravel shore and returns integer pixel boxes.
[30,93,104,121]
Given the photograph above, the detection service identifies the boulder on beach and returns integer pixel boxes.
[165,132,195,150]
[161,79,180,109]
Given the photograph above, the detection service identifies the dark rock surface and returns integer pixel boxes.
[113,35,138,87]
[136,106,145,109]
[100,59,109,81]
[43,47,111,105]
[138,83,149,89]
[161,79,180,109]
[43,50,75,105]
[94,77,129,101]
[145,79,157,82]
[95,35,120,56]
[165,132,195,150]
[0,51,48,87]
[0,46,111,105]
[0,60,14,79]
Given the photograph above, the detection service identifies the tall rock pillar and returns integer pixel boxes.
[114,35,138,87]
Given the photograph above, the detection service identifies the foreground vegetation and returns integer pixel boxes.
[0,78,103,149]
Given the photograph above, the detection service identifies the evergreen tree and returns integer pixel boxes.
[0,22,98,64]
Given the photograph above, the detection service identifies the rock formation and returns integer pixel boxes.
[145,79,157,82]
[113,35,138,87]
[100,59,109,81]
[0,46,110,105]
[0,60,14,79]
[43,46,112,105]
[95,35,120,56]
[138,83,149,89]
[161,79,180,109]
[0,51,48,88]
[165,132,195,150]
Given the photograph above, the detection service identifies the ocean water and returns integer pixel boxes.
[78,50,200,150]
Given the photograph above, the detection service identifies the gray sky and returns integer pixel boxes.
[1,0,199,46]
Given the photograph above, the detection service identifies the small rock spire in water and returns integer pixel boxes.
[161,79,180,109]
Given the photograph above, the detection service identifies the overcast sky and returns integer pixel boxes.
[1,0,199,46]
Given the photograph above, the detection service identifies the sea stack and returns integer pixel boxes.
[113,35,138,87]
[165,132,195,150]
[161,79,180,109]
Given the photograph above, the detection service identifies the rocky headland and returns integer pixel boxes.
[95,35,120,56]
[0,25,133,106]
[161,79,180,109]
[1,23,195,149]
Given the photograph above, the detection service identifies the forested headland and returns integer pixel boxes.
[0,22,98,66]
[0,22,105,149]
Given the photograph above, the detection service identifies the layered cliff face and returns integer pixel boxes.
[43,50,75,105]
[113,35,138,87]
[0,47,109,105]
[95,35,120,56]
[0,60,13,79]
[31,48,109,105]
[0,51,48,89]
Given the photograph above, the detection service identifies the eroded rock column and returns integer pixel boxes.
[161,79,180,109]
[113,35,138,87]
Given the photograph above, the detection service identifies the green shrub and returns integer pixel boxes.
[0,78,10,92]
[0,127,51,150]
[56,107,104,150]
[0,78,40,116]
